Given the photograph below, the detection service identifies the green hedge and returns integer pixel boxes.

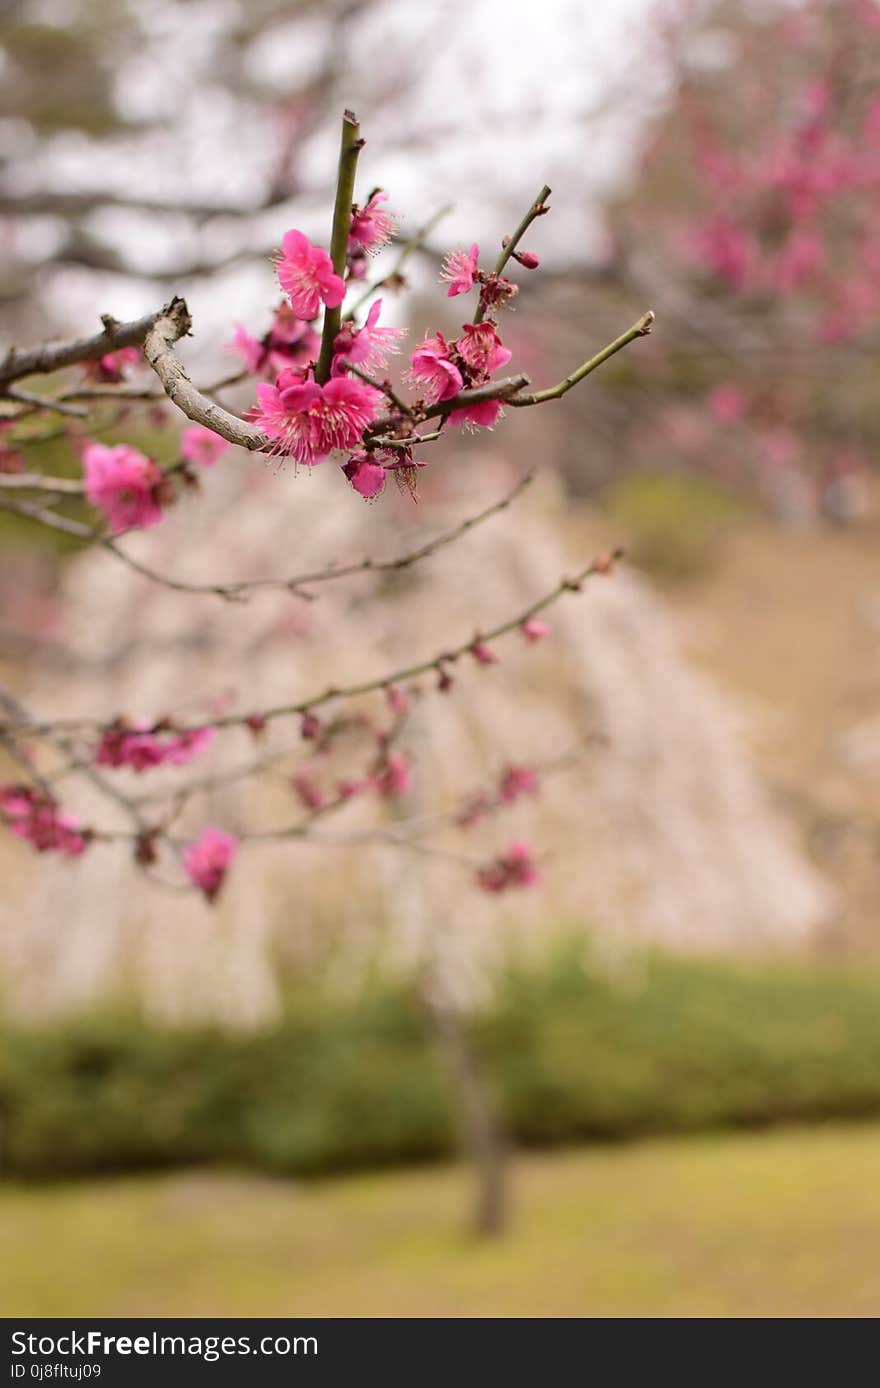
[4,945,880,1179]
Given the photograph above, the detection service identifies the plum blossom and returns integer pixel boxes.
[276,229,346,320]
[455,323,512,379]
[180,427,230,468]
[470,640,499,665]
[499,764,539,803]
[447,399,503,431]
[342,446,428,501]
[348,190,395,254]
[82,441,166,534]
[229,306,322,377]
[183,826,238,903]
[0,785,88,857]
[691,214,756,290]
[95,724,216,772]
[476,840,540,893]
[253,370,381,466]
[332,299,404,375]
[407,333,463,403]
[706,384,747,424]
[521,617,551,643]
[385,685,411,716]
[375,752,412,799]
[82,347,140,384]
[441,243,480,297]
[342,452,387,499]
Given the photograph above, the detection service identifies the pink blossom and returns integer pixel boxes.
[441,243,480,297]
[183,826,238,903]
[229,323,266,373]
[348,190,396,254]
[268,304,322,368]
[276,229,346,321]
[499,764,539,803]
[691,214,755,290]
[228,312,321,377]
[253,370,381,465]
[1,785,89,857]
[476,840,539,894]
[455,323,512,379]
[300,711,323,741]
[408,333,463,404]
[375,752,412,799]
[82,441,165,534]
[95,724,216,772]
[83,347,140,384]
[470,640,499,665]
[332,299,404,375]
[706,384,747,424]
[447,399,503,431]
[516,251,540,270]
[336,778,367,801]
[385,685,411,716]
[180,426,230,468]
[521,617,551,643]
[343,452,387,499]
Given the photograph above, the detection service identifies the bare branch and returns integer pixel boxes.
[0,309,162,390]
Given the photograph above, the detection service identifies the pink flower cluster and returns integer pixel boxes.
[342,446,427,501]
[82,441,167,534]
[476,840,539,894]
[95,723,216,772]
[407,321,513,430]
[230,304,321,377]
[183,826,238,903]
[254,370,381,467]
[0,785,88,857]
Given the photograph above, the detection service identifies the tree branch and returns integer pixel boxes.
[142,298,272,452]
[0,309,162,391]
[316,110,363,383]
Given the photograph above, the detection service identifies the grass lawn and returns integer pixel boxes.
[3,1123,880,1318]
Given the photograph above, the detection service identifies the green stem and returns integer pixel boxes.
[316,110,363,383]
[510,311,655,405]
[474,184,551,324]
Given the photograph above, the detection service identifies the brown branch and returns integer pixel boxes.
[142,299,272,452]
[0,309,163,390]
[2,545,622,740]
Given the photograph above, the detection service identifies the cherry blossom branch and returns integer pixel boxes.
[473,184,551,325]
[316,110,364,383]
[0,469,534,605]
[1,545,622,740]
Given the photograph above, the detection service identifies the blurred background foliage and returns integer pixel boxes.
[7,941,880,1180]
